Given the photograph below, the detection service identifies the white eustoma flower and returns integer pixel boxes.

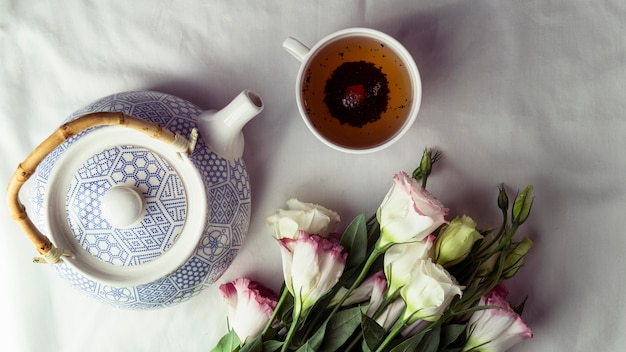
[278,231,347,313]
[463,286,533,352]
[376,172,448,248]
[266,198,341,239]
[383,235,435,297]
[399,258,463,323]
[219,278,278,344]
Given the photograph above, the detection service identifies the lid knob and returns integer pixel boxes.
[101,186,145,227]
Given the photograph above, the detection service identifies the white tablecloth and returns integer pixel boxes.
[2,1,625,351]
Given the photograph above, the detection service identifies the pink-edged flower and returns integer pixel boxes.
[332,269,388,309]
[376,172,448,248]
[278,231,347,313]
[384,235,435,297]
[364,270,389,316]
[400,258,463,323]
[266,198,341,239]
[219,278,278,344]
[463,285,533,352]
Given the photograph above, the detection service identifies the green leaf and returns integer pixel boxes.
[340,213,368,271]
[262,340,284,352]
[416,325,441,352]
[362,339,372,352]
[261,325,280,342]
[389,325,443,352]
[513,296,528,316]
[440,324,467,348]
[295,342,316,352]
[388,333,424,352]
[305,319,328,351]
[211,330,241,352]
[362,314,387,351]
[319,306,363,352]
[238,335,263,352]
[277,290,295,323]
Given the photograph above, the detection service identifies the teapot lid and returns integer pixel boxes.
[43,126,206,287]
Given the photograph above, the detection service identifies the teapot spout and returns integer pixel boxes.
[197,90,263,159]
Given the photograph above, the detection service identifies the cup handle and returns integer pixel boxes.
[282,37,310,63]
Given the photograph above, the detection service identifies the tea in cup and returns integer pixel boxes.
[283,28,422,153]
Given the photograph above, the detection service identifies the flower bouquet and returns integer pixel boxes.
[211,149,534,352]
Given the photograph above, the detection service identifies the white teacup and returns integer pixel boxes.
[283,28,422,153]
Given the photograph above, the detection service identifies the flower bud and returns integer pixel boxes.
[434,216,483,267]
[477,232,500,275]
[420,148,433,179]
[512,185,534,225]
[498,183,509,212]
[412,148,441,181]
[503,237,533,279]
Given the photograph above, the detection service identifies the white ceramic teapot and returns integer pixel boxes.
[7,90,263,309]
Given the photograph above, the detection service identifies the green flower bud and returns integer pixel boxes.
[420,148,433,179]
[477,233,500,275]
[435,216,483,267]
[503,237,533,278]
[498,183,509,212]
[412,148,441,182]
[512,185,534,225]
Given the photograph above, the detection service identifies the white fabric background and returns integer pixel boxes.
[1,1,625,351]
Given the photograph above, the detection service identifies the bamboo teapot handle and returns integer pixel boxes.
[6,112,197,264]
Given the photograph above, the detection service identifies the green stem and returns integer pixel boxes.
[497,208,509,239]
[503,223,520,244]
[473,231,517,302]
[263,286,289,336]
[281,304,301,352]
[317,245,388,350]
[344,330,363,352]
[366,213,377,226]
[374,319,405,352]
[453,224,522,312]
[327,245,385,319]
[372,293,397,321]
[367,221,379,240]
